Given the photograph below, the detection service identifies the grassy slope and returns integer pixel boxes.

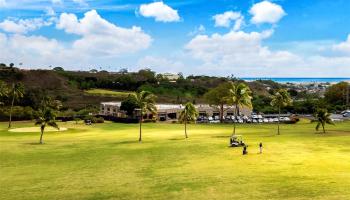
[85,89,134,98]
[1,121,350,200]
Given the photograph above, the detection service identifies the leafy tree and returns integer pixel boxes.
[271,89,292,135]
[324,82,349,109]
[0,81,8,105]
[314,109,334,133]
[53,67,64,72]
[9,63,14,68]
[8,83,24,128]
[130,91,157,142]
[227,82,253,135]
[120,95,138,117]
[35,108,59,144]
[178,102,199,138]
[204,82,232,122]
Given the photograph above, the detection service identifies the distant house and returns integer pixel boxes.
[162,73,179,81]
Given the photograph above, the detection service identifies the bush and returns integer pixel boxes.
[93,117,104,123]
[84,116,105,123]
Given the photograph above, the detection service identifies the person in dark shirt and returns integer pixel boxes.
[243,145,248,155]
[259,142,263,154]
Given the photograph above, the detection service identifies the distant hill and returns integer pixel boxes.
[0,67,272,110]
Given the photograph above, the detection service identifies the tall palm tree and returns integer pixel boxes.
[8,83,24,129]
[270,89,292,135]
[227,82,253,135]
[131,91,157,142]
[314,109,334,133]
[179,102,199,138]
[0,81,8,105]
[35,108,59,144]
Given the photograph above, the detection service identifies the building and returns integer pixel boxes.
[162,73,180,81]
[100,102,252,121]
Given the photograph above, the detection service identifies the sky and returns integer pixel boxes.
[0,0,350,77]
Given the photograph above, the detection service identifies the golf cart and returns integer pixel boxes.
[229,135,245,147]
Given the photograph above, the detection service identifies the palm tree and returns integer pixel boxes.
[8,83,24,129]
[0,81,8,105]
[270,89,292,135]
[179,102,199,138]
[227,82,253,135]
[35,108,59,144]
[314,109,334,133]
[131,91,157,142]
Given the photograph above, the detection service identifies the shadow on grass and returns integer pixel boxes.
[211,135,230,138]
[112,140,141,145]
[168,138,186,141]
[24,142,43,145]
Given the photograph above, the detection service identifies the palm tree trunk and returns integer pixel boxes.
[232,104,237,136]
[185,119,188,138]
[139,113,143,142]
[8,88,15,129]
[277,106,281,135]
[322,123,325,134]
[39,127,44,144]
[220,104,224,123]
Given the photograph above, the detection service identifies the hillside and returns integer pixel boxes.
[0,67,272,111]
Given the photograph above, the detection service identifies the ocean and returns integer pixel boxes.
[240,77,350,83]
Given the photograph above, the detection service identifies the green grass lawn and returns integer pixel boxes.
[1,120,350,200]
[85,89,134,98]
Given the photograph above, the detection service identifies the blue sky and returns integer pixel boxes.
[0,0,350,77]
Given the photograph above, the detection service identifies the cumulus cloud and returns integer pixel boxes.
[56,10,152,55]
[332,34,350,56]
[139,1,180,22]
[0,10,152,69]
[250,1,286,24]
[185,29,350,77]
[0,18,53,34]
[213,11,244,31]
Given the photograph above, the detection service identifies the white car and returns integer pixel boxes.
[263,118,269,123]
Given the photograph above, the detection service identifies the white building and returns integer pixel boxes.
[100,102,252,121]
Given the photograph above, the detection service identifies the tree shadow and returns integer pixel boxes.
[112,140,140,145]
[24,142,42,145]
[168,138,186,141]
[211,135,230,138]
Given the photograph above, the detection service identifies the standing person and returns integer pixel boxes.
[243,145,248,155]
[259,142,263,154]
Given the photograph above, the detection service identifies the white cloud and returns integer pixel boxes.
[56,10,152,56]
[188,24,205,36]
[250,1,286,24]
[0,0,6,7]
[213,11,244,31]
[138,56,184,73]
[185,29,350,77]
[0,10,153,69]
[139,1,180,22]
[45,7,56,16]
[332,34,350,56]
[0,18,53,34]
